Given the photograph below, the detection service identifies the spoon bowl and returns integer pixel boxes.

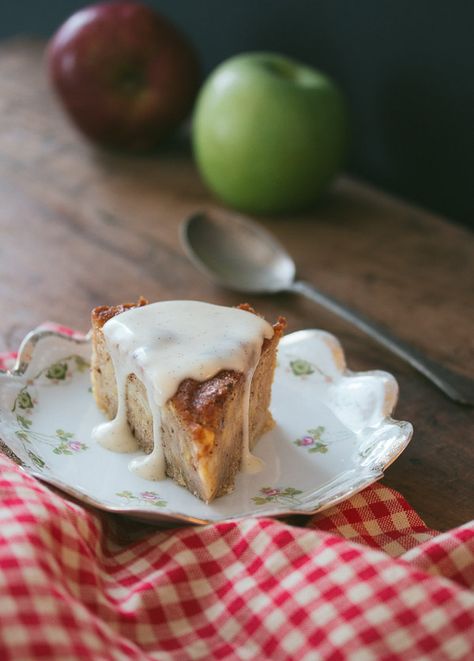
[182,213,295,293]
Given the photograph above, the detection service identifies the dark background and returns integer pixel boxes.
[2,1,473,227]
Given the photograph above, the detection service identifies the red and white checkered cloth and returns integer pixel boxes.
[1,348,473,660]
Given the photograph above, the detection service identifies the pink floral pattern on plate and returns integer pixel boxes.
[116,490,168,508]
[294,426,328,454]
[252,486,303,506]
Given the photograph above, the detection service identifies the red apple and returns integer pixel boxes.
[47,1,200,151]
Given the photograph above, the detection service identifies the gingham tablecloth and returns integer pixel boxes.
[1,349,473,660]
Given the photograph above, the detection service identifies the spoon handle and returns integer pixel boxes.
[290,279,474,405]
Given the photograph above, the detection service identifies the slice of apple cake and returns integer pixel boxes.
[90,298,285,502]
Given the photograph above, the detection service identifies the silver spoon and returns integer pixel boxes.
[181,213,474,405]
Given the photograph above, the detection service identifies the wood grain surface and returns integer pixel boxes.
[0,39,472,530]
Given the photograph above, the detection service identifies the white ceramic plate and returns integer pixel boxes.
[0,326,412,525]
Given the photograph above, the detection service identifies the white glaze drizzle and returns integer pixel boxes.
[91,301,274,480]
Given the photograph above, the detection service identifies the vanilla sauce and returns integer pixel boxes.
[91,301,274,480]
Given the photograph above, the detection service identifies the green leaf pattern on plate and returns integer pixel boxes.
[8,354,91,471]
[53,430,88,455]
[73,356,90,373]
[46,362,68,380]
[16,390,34,410]
[27,450,46,469]
[252,486,303,506]
[288,356,332,382]
[13,417,88,466]
[294,426,328,454]
[289,359,314,376]
[116,490,168,508]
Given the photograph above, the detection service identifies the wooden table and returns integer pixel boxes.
[0,39,472,531]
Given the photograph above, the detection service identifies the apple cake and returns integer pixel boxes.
[90,298,285,502]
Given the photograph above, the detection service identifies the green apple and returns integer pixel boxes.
[192,52,348,214]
